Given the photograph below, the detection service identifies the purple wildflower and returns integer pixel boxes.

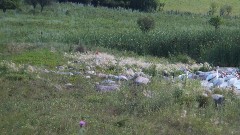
[79,120,86,127]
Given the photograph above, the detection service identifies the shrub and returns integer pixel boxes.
[208,16,223,30]
[220,5,233,16]
[208,2,218,16]
[137,16,155,33]
[75,45,87,53]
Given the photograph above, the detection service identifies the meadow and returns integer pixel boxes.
[165,0,240,16]
[1,2,240,66]
[0,1,240,134]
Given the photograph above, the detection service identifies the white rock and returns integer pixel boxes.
[56,71,73,76]
[124,68,135,76]
[101,79,116,84]
[27,65,36,73]
[85,76,91,79]
[115,75,128,81]
[97,73,108,78]
[135,76,150,85]
[96,84,120,92]
[86,70,95,75]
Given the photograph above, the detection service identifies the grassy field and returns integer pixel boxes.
[0,2,240,134]
[165,0,240,16]
[1,2,240,66]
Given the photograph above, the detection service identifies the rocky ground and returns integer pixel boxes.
[1,51,240,97]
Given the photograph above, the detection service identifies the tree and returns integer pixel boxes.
[38,0,53,12]
[25,0,38,9]
[209,16,223,30]
[0,0,18,12]
[130,0,158,12]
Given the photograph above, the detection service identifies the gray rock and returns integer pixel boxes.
[101,79,116,85]
[55,71,74,76]
[135,76,150,85]
[95,84,120,92]
[86,70,95,75]
[114,75,128,81]
[65,83,74,89]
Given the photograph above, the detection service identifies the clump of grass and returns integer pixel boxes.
[11,48,65,68]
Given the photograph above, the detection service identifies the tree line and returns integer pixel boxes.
[59,0,162,12]
[0,0,165,12]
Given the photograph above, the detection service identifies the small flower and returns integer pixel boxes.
[79,120,86,127]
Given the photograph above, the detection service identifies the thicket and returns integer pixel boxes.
[137,16,155,33]
[0,0,19,12]
[1,3,240,66]
[59,0,162,12]
[24,0,54,11]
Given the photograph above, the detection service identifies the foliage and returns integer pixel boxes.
[208,2,218,16]
[137,16,155,33]
[0,0,19,12]
[38,0,53,12]
[24,0,38,9]
[208,16,223,30]
[220,5,233,16]
[157,1,165,11]
[130,0,158,12]
[1,43,240,134]
[0,3,240,66]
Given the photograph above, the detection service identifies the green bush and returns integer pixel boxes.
[209,16,223,30]
[208,2,218,16]
[137,16,155,33]
[220,5,233,16]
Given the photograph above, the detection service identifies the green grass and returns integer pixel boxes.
[0,3,240,65]
[165,0,240,16]
[11,48,65,68]
[0,2,240,134]
[1,66,240,134]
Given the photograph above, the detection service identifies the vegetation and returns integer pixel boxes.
[0,2,240,66]
[0,0,19,12]
[0,44,240,134]
[220,5,233,16]
[0,2,240,134]
[208,16,223,30]
[164,0,240,16]
[208,2,218,16]
[130,0,158,12]
[24,0,38,9]
[137,16,155,33]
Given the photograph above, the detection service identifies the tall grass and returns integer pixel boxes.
[0,3,240,66]
[1,64,240,134]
